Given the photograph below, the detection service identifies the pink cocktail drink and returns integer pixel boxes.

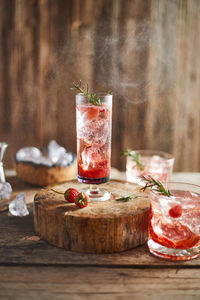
[126,150,174,185]
[148,182,200,260]
[76,92,112,201]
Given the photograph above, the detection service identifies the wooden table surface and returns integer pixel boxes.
[0,170,200,300]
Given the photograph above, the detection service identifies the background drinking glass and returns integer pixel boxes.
[148,182,200,261]
[76,93,112,201]
[126,150,174,185]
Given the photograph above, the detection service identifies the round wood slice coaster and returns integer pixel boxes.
[34,179,150,253]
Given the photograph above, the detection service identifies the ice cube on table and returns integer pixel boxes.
[47,140,66,163]
[0,182,12,200]
[9,192,29,217]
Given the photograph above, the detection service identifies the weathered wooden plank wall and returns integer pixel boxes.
[0,0,199,171]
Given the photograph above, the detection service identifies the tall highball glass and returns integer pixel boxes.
[76,93,112,201]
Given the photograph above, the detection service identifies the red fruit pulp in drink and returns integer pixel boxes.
[77,143,110,179]
[78,159,110,178]
[149,219,200,249]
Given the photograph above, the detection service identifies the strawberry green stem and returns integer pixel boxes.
[51,188,64,195]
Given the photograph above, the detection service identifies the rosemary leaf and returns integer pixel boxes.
[71,81,112,106]
[116,196,132,202]
[141,176,171,197]
[116,195,147,202]
[122,149,144,169]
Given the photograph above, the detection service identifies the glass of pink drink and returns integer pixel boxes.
[126,150,174,185]
[148,182,200,260]
[76,93,112,201]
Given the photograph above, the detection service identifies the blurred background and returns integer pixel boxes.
[0,0,199,171]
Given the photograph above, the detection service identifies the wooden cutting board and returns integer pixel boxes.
[34,180,150,253]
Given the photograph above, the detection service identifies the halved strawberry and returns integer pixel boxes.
[75,192,89,208]
[64,188,79,203]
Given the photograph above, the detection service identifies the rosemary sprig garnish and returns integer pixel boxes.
[116,196,132,202]
[116,195,147,202]
[122,149,144,169]
[71,80,112,106]
[141,176,171,197]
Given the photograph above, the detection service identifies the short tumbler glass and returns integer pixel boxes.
[148,182,200,260]
[126,150,174,186]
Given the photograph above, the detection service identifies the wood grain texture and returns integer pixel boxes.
[1,173,200,299]
[145,0,200,172]
[0,0,200,172]
[1,203,200,266]
[1,266,200,300]
[34,180,149,253]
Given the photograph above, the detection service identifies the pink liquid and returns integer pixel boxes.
[126,155,173,185]
[76,103,112,183]
[150,190,200,249]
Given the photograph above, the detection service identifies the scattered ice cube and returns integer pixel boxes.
[47,140,66,163]
[0,182,12,199]
[9,192,29,217]
[16,147,41,162]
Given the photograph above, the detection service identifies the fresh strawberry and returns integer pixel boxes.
[169,205,183,218]
[64,188,79,203]
[75,192,89,208]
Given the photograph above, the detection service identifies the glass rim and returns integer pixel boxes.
[76,93,112,105]
[150,181,200,196]
[167,181,200,188]
[76,92,113,97]
[128,149,174,161]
